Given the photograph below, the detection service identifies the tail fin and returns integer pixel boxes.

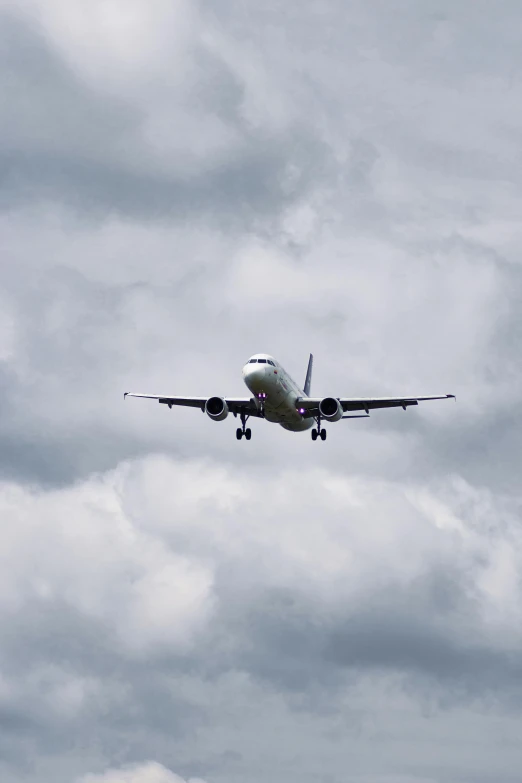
[304,353,313,396]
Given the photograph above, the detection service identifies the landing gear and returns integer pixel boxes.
[256,392,267,418]
[237,413,251,441]
[311,417,327,441]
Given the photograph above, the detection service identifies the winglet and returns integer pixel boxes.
[124,392,128,399]
[304,353,313,396]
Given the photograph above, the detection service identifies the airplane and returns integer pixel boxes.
[124,353,454,442]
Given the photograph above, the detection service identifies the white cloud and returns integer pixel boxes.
[0,468,214,656]
[2,455,522,781]
[2,455,522,666]
[78,762,206,783]
[12,0,196,90]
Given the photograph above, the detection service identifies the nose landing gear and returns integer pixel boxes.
[256,392,267,418]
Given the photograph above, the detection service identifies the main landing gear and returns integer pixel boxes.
[236,412,251,441]
[311,417,327,441]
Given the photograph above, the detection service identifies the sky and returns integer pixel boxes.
[1,1,522,781]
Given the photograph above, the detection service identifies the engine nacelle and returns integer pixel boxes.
[205,396,229,421]
[318,397,343,422]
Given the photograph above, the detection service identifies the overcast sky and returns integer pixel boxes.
[1,1,522,782]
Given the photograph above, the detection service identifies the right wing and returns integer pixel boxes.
[124,393,263,417]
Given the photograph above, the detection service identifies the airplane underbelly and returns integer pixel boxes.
[265,391,313,432]
[280,417,314,432]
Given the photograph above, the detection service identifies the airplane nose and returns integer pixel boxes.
[243,363,267,390]
[244,363,264,375]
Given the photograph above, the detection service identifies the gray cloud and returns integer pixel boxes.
[1,459,522,783]
[0,10,328,224]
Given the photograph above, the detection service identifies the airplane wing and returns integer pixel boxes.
[297,394,455,417]
[124,393,262,417]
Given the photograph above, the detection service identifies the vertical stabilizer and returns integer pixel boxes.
[304,353,313,396]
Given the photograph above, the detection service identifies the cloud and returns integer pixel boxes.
[2,456,522,693]
[2,1,522,781]
[1,456,522,782]
[77,761,205,783]
[0,466,214,658]
[0,4,325,222]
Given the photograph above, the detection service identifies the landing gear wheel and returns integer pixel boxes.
[320,429,327,441]
[236,428,243,440]
[245,428,252,440]
[311,429,318,441]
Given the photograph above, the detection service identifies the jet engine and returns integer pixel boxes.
[318,397,343,422]
[205,396,229,421]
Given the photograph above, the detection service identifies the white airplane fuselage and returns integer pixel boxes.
[242,354,313,432]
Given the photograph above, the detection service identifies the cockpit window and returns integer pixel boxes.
[267,360,275,366]
[248,359,257,363]
[258,359,267,363]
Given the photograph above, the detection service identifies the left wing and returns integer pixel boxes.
[124,393,262,417]
[297,394,455,416]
